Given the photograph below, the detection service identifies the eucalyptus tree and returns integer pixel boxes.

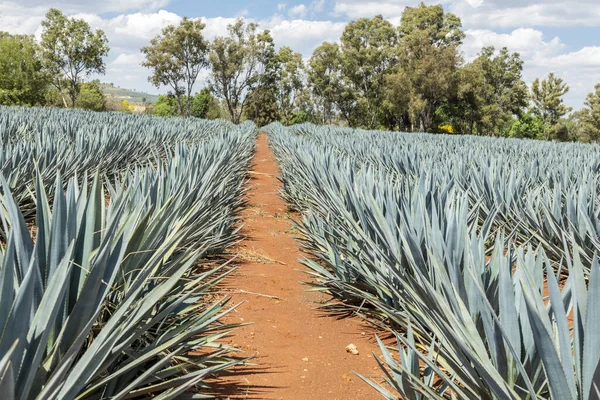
[339,15,398,128]
[395,3,464,132]
[276,46,305,125]
[469,47,528,136]
[208,19,276,124]
[141,17,209,117]
[307,42,343,124]
[40,8,109,108]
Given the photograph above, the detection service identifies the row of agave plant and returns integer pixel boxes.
[0,106,237,218]
[266,122,600,399]
[0,109,256,399]
[280,124,600,272]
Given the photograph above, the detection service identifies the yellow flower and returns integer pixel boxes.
[438,124,455,134]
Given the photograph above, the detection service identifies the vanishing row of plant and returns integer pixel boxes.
[0,106,237,217]
[276,123,600,271]
[0,108,256,399]
[267,122,600,399]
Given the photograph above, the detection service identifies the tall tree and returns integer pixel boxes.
[579,84,600,142]
[530,72,572,139]
[471,47,528,136]
[276,46,304,125]
[40,8,109,108]
[339,15,398,128]
[142,17,209,117]
[395,3,464,132]
[208,20,275,124]
[0,32,47,106]
[451,61,486,134]
[308,42,343,124]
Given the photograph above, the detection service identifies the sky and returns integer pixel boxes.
[2,0,600,109]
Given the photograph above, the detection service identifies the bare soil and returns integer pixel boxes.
[214,134,387,399]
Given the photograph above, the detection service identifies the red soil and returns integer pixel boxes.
[214,134,386,399]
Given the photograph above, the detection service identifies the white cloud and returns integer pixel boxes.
[264,18,346,54]
[288,4,308,18]
[277,3,287,11]
[4,0,172,15]
[333,0,600,28]
[333,1,411,20]
[463,28,564,61]
[112,53,145,66]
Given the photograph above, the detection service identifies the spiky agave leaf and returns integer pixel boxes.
[0,121,255,399]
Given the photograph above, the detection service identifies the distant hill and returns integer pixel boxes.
[100,83,159,104]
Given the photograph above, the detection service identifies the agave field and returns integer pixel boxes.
[0,107,256,399]
[267,122,600,399]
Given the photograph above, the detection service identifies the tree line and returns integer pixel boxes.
[2,5,600,142]
[0,9,130,113]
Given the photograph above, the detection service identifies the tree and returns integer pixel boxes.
[399,2,465,47]
[243,87,280,126]
[0,32,48,106]
[149,95,179,117]
[450,61,486,134]
[208,20,276,124]
[276,47,304,125]
[382,71,411,130]
[339,15,398,128]
[74,81,105,111]
[508,112,544,139]
[470,47,528,136]
[191,88,221,119]
[40,8,109,108]
[395,4,464,132]
[530,72,572,139]
[308,42,343,124]
[578,84,600,143]
[141,17,209,117]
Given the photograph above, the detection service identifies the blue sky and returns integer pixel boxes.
[2,0,600,108]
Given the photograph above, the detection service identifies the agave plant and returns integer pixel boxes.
[0,117,255,398]
[0,174,241,399]
[266,121,600,272]
[266,122,600,399]
[0,106,254,218]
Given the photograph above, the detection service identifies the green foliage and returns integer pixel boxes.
[244,86,280,126]
[276,46,304,125]
[74,81,105,111]
[508,112,544,139]
[150,94,179,116]
[208,19,276,124]
[0,32,48,106]
[399,2,465,46]
[462,47,528,136]
[339,15,398,128]
[578,83,600,143]
[141,17,209,117]
[307,42,342,124]
[40,8,109,108]
[531,72,572,139]
[191,88,221,119]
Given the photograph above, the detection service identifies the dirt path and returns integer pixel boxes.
[215,134,385,399]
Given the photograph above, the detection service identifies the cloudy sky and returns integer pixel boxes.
[2,0,599,108]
